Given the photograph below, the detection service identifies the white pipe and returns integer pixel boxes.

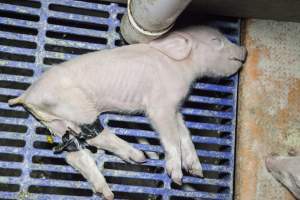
[121,0,192,44]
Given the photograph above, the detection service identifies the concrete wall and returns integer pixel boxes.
[235,19,300,200]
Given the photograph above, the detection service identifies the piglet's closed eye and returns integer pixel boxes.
[149,32,193,61]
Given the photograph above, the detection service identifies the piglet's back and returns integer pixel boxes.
[58,44,163,111]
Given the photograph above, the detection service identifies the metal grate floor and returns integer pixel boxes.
[0,0,240,199]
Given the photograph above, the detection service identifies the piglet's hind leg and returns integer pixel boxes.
[87,128,146,163]
[66,149,114,200]
[42,119,114,199]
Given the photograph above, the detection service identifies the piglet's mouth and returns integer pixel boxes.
[229,57,245,64]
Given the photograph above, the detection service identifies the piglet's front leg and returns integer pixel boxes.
[148,107,183,185]
[66,149,114,200]
[177,113,203,177]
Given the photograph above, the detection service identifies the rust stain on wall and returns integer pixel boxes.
[245,48,262,80]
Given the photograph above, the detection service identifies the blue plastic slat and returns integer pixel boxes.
[194,83,234,93]
[0,3,40,14]
[189,95,234,106]
[0,30,37,42]
[45,37,107,51]
[181,108,233,119]
[0,17,38,28]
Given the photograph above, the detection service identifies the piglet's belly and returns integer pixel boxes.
[96,97,146,113]
[94,91,147,113]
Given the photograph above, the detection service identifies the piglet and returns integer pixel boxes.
[8,26,246,199]
[266,149,300,199]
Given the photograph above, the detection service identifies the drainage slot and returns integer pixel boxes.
[0,66,34,76]
[0,0,41,8]
[0,23,38,35]
[0,153,23,162]
[106,176,163,188]
[104,162,164,174]
[191,88,233,99]
[194,143,231,152]
[0,80,30,90]
[0,38,37,49]
[218,25,238,36]
[0,108,29,119]
[0,51,35,63]
[114,191,161,200]
[183,170,230,180]
[0,138,25,147]
[43,57,65,65]
[46,31,107,44]
[0,123,27,133]
[35,127,51,135]
[171,182,229,193]
[205,171,230,180]
[49,4,109,18]
[198,77,234,86]
[31,170,85,181]
[0,183,20,192]
[0,94,17,103]
[44,44,94,55]
[183,114,231,125]
[48,17,109,31]
[108,120,153,131]
[32,156,68,166]
[198,156,229,166]
[107,149,162,160]
[0,10,39,21]
[117,135,160,146]
[33,141,58,150]
[183,102,232,112]
[0,167,22,177]
[116,13,123,21]
[28,185,93,196]
[74,0,111,5]
[189,129,230,138]
[115,39,125,46]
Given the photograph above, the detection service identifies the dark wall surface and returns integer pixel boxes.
[105,0,300,22]
[188,0,300,22]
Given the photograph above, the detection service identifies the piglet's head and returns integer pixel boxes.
[149,26,247,77]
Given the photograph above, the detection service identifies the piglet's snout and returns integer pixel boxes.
[234,45,247,63]
[229,45,247,63]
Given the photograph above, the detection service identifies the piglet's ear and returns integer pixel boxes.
[149,32,193,61]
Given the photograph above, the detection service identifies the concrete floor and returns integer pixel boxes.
[235,19,300,199]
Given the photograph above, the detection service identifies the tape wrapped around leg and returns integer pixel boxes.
[53,119,103,154]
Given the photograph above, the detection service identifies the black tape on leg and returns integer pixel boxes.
[53,119,103,154]
[53,131,81,154]
[79,119,104,139]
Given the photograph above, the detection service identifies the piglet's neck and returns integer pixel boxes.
[178,59,206,83]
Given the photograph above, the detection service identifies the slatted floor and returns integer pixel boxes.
[0,0,240,199]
